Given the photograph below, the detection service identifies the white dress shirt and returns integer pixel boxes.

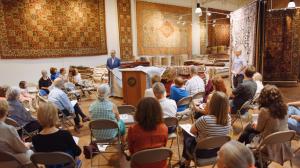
[159,98,177,118]
[232,55,247,75]
[185,75,205,96]
[144,88,155,98]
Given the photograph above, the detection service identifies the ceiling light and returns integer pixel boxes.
[207,12,211,16]
[288,0,296,8]
[195,2,202,14]
[226,14,230,18]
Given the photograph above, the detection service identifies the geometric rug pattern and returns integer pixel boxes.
[264,9,300,82]
[117,0,133,61]
[0,0,107,59]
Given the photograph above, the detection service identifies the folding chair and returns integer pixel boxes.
[231,99,253,130]
[0,151,24,168]
[176,96,193,123]
[117,105,136,127]
[30,152,81,168]
[89,119,121,167]
[192,136,231,167]
[192,92,205,101]
[191,92,205,120]
[5,117,38,141]
[164,117,181,161]
[130,148,173,168]
[57,109,76,129]
[294,133,300,154]
[251,130,295,168]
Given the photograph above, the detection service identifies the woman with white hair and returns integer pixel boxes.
[38,69,52,96]
[89,84,125,141]
[6,87,41,135]
[217,140,255,168]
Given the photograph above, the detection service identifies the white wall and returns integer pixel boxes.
[0,0,120,86]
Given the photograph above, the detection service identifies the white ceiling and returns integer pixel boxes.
[138,0,253,11]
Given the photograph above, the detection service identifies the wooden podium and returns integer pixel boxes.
[121,69,147,106]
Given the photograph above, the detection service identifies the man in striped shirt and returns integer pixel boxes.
[185,66,205,96]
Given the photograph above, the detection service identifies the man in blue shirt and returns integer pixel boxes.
[106,50,121,70]
[48,78,89,132]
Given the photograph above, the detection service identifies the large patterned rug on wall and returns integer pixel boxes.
[0,0,107,59]
[136,1,192,56]
[230,1,258,66]
[263,9,300,82]
[117,0,133,61]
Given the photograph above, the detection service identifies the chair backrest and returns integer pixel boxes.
[117,105,136,115]
[0,151,23,166]
[5,117,20,128]
[163,117,178,128]
[192,92,205,100]
[258,130,296,150]
[130,148,173,167]
[31,152,76,168]
[239,99,253,112]
[37,95,48,103]
[195,136,231,150]
[89,119,120,142]
[177,96,192,107]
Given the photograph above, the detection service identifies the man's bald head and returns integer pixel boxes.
[53,78,64,89]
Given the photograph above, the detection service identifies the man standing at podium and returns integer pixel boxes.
[106,50,121,70]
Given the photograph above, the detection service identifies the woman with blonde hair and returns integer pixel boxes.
[217,141,255,168]
[180,91,231,167]
[32,102,81,158]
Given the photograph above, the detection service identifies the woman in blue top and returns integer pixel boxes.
[170,76,189,112]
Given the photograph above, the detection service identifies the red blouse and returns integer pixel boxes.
[127,123,168,168]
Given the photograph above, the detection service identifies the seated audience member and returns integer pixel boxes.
[69,68,82,85]
[127,97,168,168]
[185,66,205,96]
[203,68,217,103]
[48,78,89,132]
[144,74,161,97]
[153,82,177,133]
[253,72,264,96]
[231,66,257,114]
[6,87,41,134]
[238,85,292,165]
[19,81,36,111]
[38,70,52,95]
[194,76,227,119]
[0,85,9,100]
[32,102,81,158]
[217,141,255,168]
[286,101,300,134]
[170,76,189,112]
[153,82,177,118]
[89,84,125,141]
[180,91,231,167]
[50,67,60,81]
[0,99,33,165]
[58,68,69,83]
